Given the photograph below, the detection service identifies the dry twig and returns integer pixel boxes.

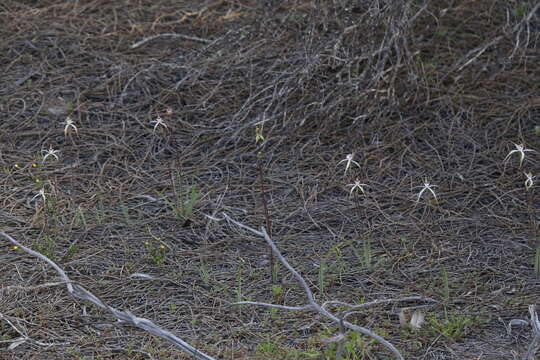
[1,232,215,360]
[216,213,437,360]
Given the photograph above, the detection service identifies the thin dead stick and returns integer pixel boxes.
[513,2,540,32]
[1,232,215,360]
[254,122,276,284]
[322,296,437,311]
[524,305,540,360]
[510,1,540,59]
[455,36,503,73]
[130,33,212,49]
[1,281,67,293]
[218,213,421,360]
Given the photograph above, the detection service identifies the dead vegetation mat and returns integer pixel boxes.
[1,0,540,359]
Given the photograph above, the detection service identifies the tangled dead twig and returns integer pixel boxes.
[216,213,438,360]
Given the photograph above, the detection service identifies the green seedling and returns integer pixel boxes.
[256,341,277,355]
[255,337,320,360]
[323,330,379,360]
[199,261,211,288]
[270,307,279,319]
[351,237,374,271]
[439,264,451,322]
[62,243,79,262]
[143,241,166,266]
[514,2,528,19]
[427,314,472,341]
[158,181,199,223]
[272,284,283,299]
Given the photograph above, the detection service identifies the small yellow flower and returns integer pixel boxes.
[14,164,20,169]
[31,163,38,168]
[11,245,19,250]
[159,244,166,249]
[34,178,41,184]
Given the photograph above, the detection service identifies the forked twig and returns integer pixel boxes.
[1,232,215,360]
[0,311,69,350]
[511,1,540,58]
[217,213,437,360]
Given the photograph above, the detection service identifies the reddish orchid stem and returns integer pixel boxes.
[257,153,276,284]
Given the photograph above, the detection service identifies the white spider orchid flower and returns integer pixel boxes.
[504,143,535,168]
[347,179,368,195]
[416,180,438,203]
[338,153,360,175]
[42,147,60,163]
[151,117,168,133]
[64,116,78,137]
[30,188,46,203]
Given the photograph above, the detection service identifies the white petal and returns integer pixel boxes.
[8,337,27,351]
[410,310,425,330]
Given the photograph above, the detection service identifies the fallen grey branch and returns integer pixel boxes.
[232,301,313,311]
[323,296,437,311]
[454,36,503,73]
[217,213,434,360]
[0,281,67,293]
[1,231,215,360]
[524,305,540,360]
